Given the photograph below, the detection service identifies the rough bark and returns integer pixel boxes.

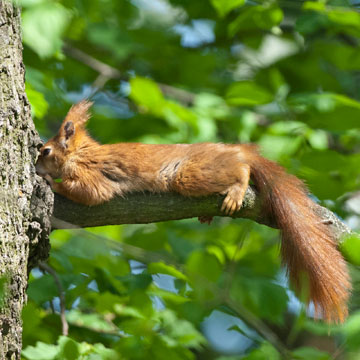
[53,188,351,244]
[0,1,52,359]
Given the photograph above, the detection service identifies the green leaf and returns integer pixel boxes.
[301,2,360,37]
[314,41,360,71]
[307,130,328,150]
[186,251,222,283]
[194,93,229,119]
[163,100,198,129]
[148,262,188,281]
[57,336,80,360]
[211,0,245,18]
[341,311,360,350]
[288,93,360,131]
[341,234,360,266]
[22,3,70,58]
[292,346,331,360]
[114,304,145,319]
[231,277,288,323]
[157,309,206,348]
[303,2,326,12]
[226,81,273,106]
[27,274,59,304]
[150,287,189,305]
[229,5,283,35]
[298,150,360,198]
[87,24,135,61]
[22,342,59,360]
[130,77,165,115]
[88,343,118,359]
[327,8,360,29]
[59,234,112,261]
[242,342,280,359]
[253,6,283,30]
[228,325,252,339]
[66,310,118,333]
[296,12,330,35]
[25,82,49,119]
[268,121,307,136]
[185,251,222,302]
[258,135,302,161]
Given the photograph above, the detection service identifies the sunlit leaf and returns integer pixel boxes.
[157,309,206,348]
[26,82,49,119]
[22,342,59,360]
[341,234,360,266]
[130,77,165,115]
[148,262,187,281]
[210,0,245,18]
[258,134,302,161]
[226,81,273,106]
[66,310,118,333]
[22,3,70,58]
[229,5,283,35]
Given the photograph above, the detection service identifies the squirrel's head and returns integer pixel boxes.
[36,100,94,178]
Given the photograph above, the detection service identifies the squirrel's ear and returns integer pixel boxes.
[62,100,93,128]
[59,121,75,148]
[64,121,75,139]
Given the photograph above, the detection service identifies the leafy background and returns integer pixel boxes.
[20,0,360,359]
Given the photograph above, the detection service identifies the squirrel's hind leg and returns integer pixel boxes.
[220,163,250,216]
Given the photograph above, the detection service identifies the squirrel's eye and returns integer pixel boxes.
[42,148,51,157]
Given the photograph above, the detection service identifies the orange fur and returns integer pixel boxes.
[36,101,351,322]
[242,145,350,322]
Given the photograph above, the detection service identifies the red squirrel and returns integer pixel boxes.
[36,100,350,323]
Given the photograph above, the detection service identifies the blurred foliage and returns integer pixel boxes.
[19,0,360,358]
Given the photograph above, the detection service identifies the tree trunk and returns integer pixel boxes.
[0,1,52,359]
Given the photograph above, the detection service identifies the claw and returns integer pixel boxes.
[236,201,242,212]
[225,198,232,215]
[219,165,250,217]
[221,196,230,212]
[230,201,236,215]
[221,185,246,216]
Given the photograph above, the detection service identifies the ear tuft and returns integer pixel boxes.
[63,100,93,128]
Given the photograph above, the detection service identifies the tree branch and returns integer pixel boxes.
[52,187,259,228]
[51,185,351,244]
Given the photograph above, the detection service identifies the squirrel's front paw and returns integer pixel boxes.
[42,174,54,187]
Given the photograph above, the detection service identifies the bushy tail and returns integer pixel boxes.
[243,145,350,322]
